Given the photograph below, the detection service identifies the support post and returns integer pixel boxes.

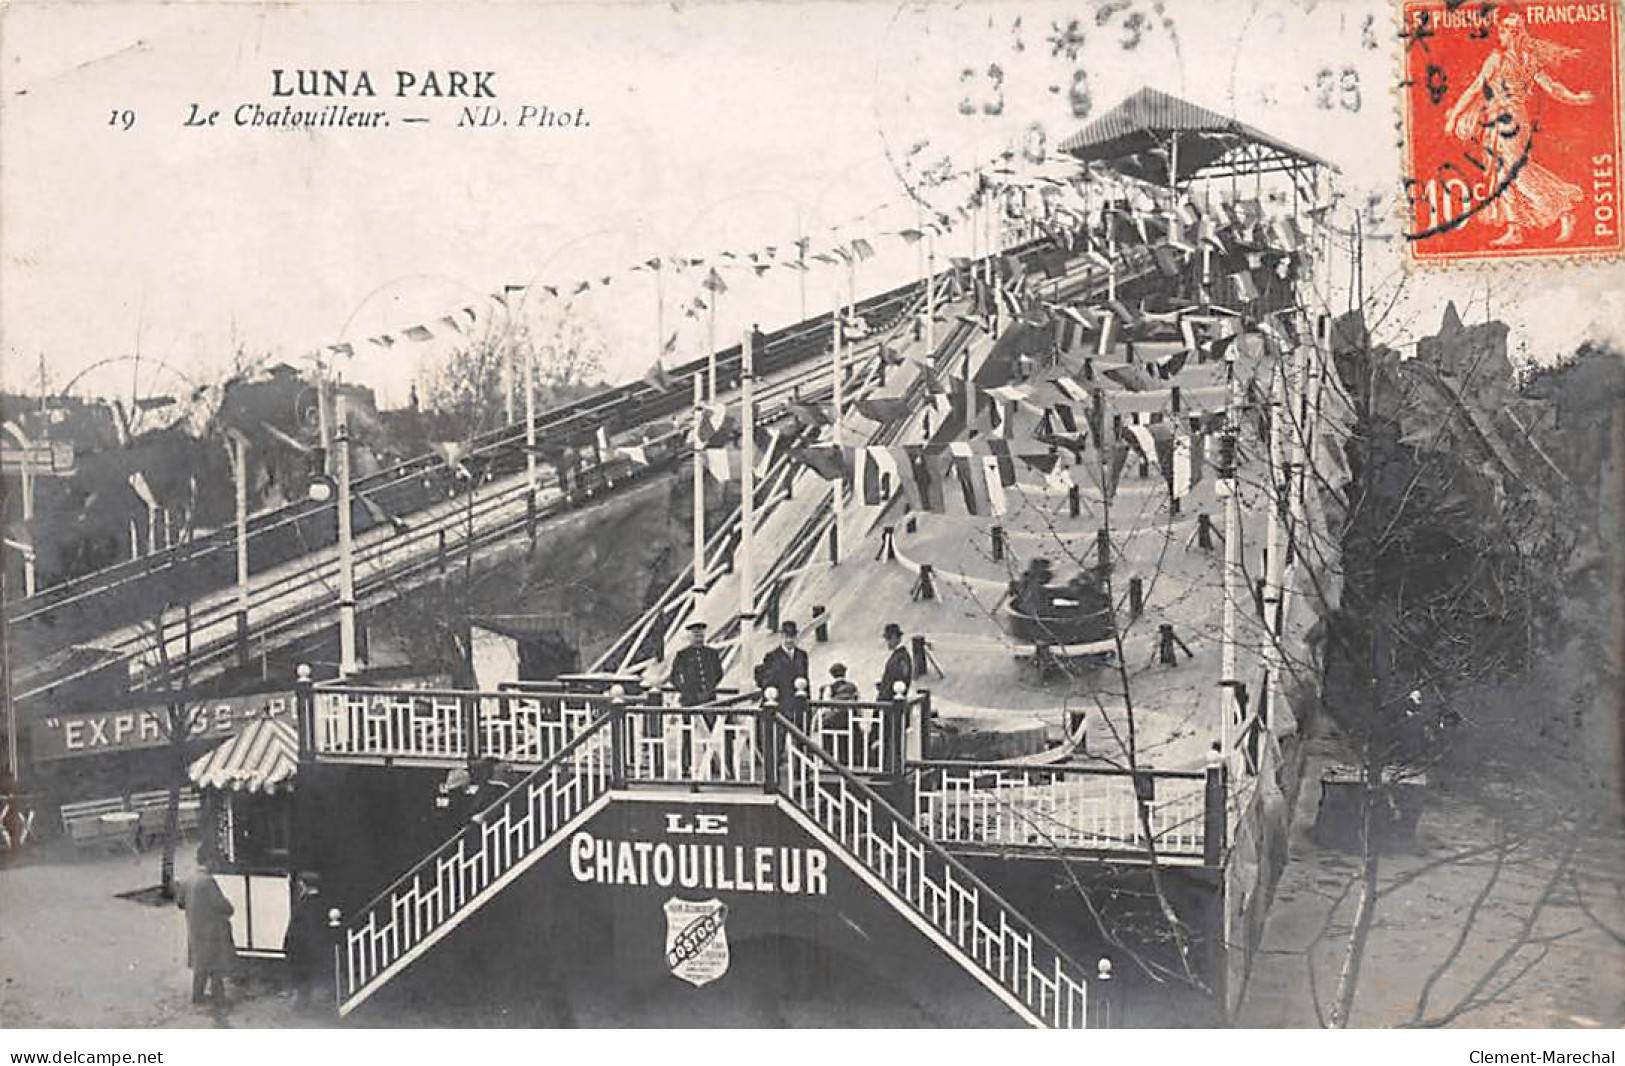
[759,688,779,793]
[231,433,250,666]
[691,373,706,599]
[525,340,538,535]
[335,394,358,677]
[295,664,315,761]
[1204,744,1228,865]
[831,280,844,565]
[740,330,757,670]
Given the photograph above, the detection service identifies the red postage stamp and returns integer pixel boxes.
[1401,0,1623,263]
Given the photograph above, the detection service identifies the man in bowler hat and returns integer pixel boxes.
[755,621,810,728]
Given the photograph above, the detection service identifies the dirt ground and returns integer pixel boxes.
[1238,631,1625,1028]
[0,845,313,1029]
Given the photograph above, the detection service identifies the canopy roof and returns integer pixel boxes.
[1059,87,1330,188]
[189,716,298,795]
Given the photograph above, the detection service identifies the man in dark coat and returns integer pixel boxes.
[877,622,913,701]
[667,621,724,706]
[284,871,330,1012]
[177,849,235,1006]
[755,621,810,727]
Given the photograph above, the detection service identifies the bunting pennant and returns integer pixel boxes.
[856,397,912,423]
[441,315,464,334]
[404,325,435,342]
[794,444,848,481]
[904,446,947,513]
[327,342,355,358]
[898,229,924,244]
[789,402,830,429]
[851,238,875,261]
[868,445,900,503]
[643,360,673,393]
[1018,451,1060,475]
[756,426,781,478]
[705,447,741,482]
[1172,433,1193,498]
[595,425,611,456]
[620,444,651,467]
[1102,439,1130,498]
[1052,377,1089,404]
[367,335,395,349]
[947,442,989,516]
[982,456,1009,516]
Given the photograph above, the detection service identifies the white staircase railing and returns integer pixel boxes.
[773,716,1090,1029]
[335,717,617,1015]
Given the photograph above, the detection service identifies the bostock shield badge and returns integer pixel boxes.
[663,897,730,987]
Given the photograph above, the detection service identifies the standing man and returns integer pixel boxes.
[284,871,330,1012]
[668,620,726,778]
[755,621,810,728]
[177,848,236,1008]
[876,622,913,701]
[667,621,723,706]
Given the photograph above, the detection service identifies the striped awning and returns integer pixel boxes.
[188,716,299,794]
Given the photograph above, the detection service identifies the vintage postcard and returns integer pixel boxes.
[1,0,1623,1041]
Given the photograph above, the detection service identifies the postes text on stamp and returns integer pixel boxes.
[1401,0,1623,263]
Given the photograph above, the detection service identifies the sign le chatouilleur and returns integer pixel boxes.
[570,810,831,988]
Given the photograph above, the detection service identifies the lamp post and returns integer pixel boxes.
[2,421,36,598]
[738,328,757,670]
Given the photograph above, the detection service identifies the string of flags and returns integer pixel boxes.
[293,152,1308,379]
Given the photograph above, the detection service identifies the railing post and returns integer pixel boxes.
[1094,957,1113,1028]
[609,688,628,790]
[463,694,482,763]
[889,682,909,777]
[295,664,316,761]
[914,689,931,761]
[1204,743,1228,866]
[759,687,780,794]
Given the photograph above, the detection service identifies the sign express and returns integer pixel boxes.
[32,694,293,761]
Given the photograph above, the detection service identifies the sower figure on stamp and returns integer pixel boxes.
[668,621,724,778]
[1444,11,1596,247]
[177,848,236,1008]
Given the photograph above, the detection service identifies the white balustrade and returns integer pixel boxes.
[913,764,1207,858]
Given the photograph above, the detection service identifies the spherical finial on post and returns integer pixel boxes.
[793,677,809,697]
[764,686,780,707]
[327,907,343,929]
[1097,957,1113,981]
[608,684,626,704]
[296,663,312,683]
[892,680,908,700]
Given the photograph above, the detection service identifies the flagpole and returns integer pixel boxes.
[656,268,666,378]
[831,279,844,565]
[1219,370,1240,765]
[336,392,358,677]
[692,373,707,598]
[925,232,936,356]
[707,297,718,400]
[525,340,537,510]
[739,328,757,669]
[797,208,807,324]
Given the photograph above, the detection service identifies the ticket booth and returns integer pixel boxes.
[188,715,299,959]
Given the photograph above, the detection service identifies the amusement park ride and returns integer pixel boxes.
[8,87,1352,1028]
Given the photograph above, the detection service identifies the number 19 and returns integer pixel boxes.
[108,109,135,130]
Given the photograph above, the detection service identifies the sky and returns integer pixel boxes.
[3,0,1621,411]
